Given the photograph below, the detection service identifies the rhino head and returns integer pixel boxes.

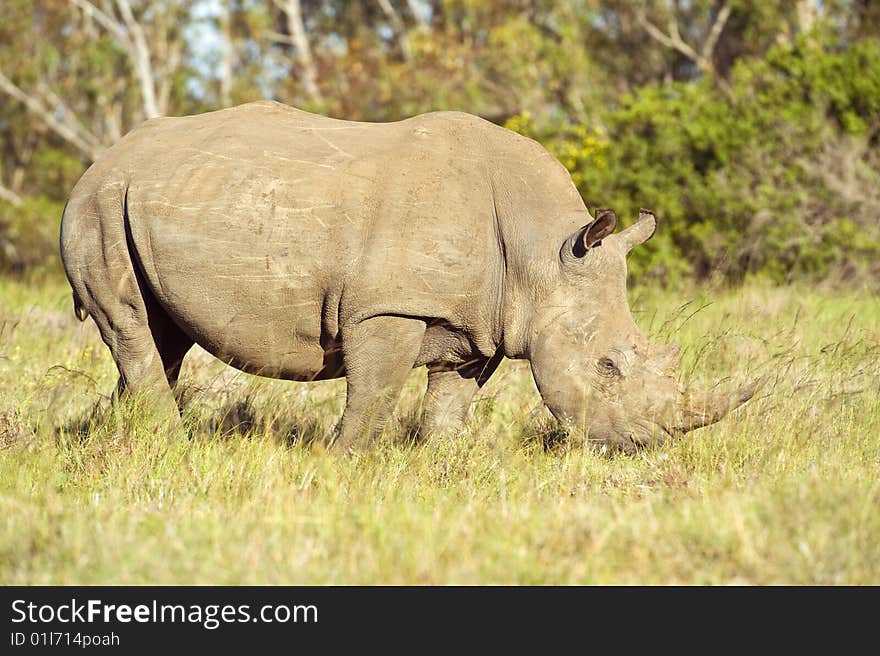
[528,209,761,452]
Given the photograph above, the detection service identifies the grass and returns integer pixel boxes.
[1,277,878,584]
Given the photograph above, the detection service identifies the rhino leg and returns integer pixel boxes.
[63,183,184,425]
[420,368,479,439]
[86,279,182,425]
[144,290,194,406]
[334,316,426,450]
[107,282,193,413]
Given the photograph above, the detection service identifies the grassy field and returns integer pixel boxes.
[1,277,878,584]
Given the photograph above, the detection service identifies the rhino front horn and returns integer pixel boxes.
[673,375,767,434]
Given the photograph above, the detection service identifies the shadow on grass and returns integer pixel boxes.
[515,413,570,453]
[54,399,113,446]
[52,389,331,450]
[193,395,328,448]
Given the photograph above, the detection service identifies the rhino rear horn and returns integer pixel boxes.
[565,208,618,259]
[618,209,657,253]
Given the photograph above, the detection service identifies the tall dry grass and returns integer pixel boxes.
[1,279,878,583]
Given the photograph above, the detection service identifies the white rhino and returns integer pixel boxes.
[60,101,759,451]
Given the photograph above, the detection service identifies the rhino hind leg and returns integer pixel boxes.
[333,316,427,451]
[141,284,195,406]
[62,184,183,425]
[81,276,183,425]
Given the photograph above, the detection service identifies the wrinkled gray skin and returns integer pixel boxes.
[60,101,759,451]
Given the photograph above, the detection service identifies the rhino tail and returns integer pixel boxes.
[72,290,89,322]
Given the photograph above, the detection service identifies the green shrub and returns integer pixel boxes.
[508,33,880,286]
[0,196,64,277]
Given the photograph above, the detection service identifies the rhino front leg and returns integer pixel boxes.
[334,315,426,451]
[420,368,479,439]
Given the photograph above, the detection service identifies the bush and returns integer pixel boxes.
[0,195,64,276]
[509,34,880,286]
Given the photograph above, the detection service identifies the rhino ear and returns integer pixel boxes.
[618,209,657,253]
[564,208,618,259]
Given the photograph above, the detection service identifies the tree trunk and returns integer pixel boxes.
[115,0,160,118]
[276,0,322,103]
[219,0,234,107]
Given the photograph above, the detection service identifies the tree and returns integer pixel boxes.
[0,0,189,166]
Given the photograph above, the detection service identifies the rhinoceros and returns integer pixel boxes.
[60,101,759,451]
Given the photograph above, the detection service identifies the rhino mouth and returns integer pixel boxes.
[624,424,674,451]
[586,420,673,452]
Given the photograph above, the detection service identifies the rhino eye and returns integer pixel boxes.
[597,357,621,377]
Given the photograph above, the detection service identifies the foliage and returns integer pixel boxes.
[0,2,878,286]
[509,33,880,284]
[0,196,64,276]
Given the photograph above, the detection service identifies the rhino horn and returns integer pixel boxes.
[671,375,767,434]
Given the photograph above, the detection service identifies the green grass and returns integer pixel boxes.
[1,277,878,584]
